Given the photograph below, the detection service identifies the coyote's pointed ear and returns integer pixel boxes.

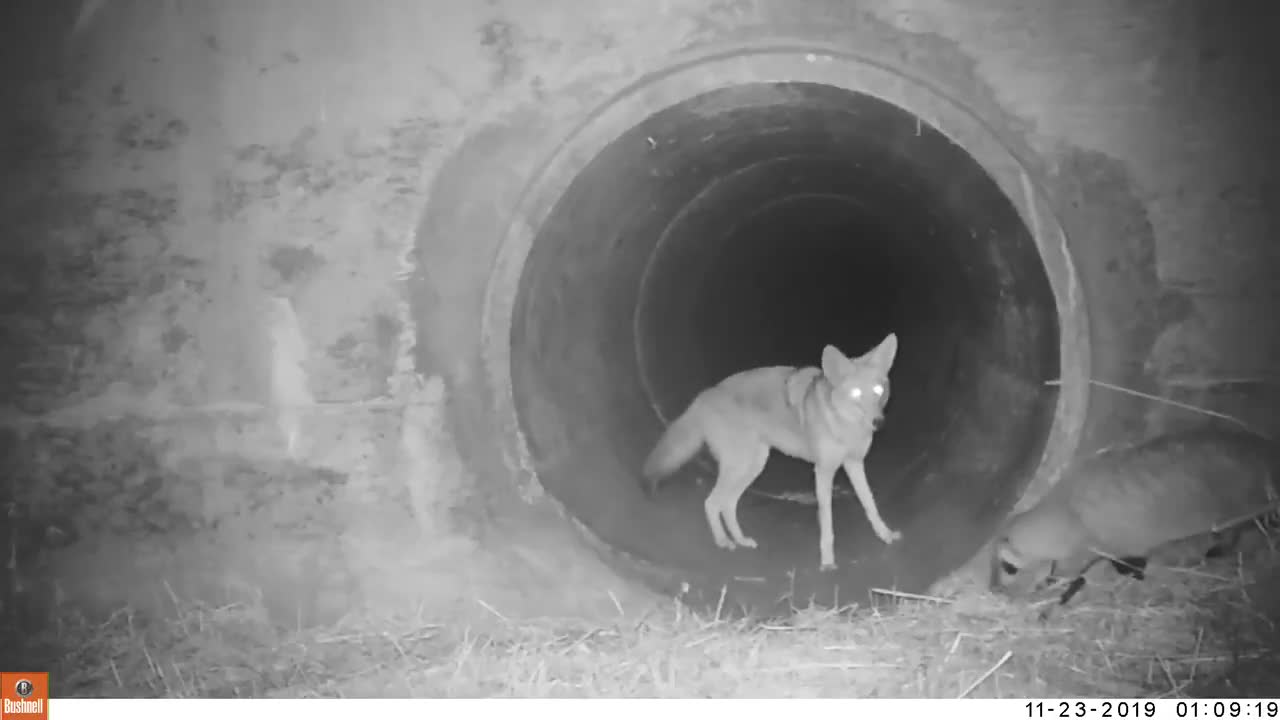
[874,332,899,369]
[855,332,898,371]
[821,344,849,379]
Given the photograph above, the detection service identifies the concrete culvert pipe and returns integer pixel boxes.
[486,53,1089,617]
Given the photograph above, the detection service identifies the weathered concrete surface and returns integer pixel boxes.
[1,0,1277,633]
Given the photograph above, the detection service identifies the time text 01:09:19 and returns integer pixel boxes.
[1027,701,1280,719]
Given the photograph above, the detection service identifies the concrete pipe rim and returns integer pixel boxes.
[479,41,1090,612]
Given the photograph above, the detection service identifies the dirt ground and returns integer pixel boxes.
[8,524,1279,699]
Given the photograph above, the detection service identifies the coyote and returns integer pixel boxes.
[642,333,901,571]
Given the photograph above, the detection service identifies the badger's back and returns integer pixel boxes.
[1066,427,1277,556]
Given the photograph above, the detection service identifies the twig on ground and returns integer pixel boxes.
[958,650,1013,699]
[870,588,954,604]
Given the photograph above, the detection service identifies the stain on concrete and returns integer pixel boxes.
[325,312,402,396]
[160,325,190,354]
[268,245,326,284]
[106,82,129,107]
[114,113,189,152]
[1050,147,1163,451]
[4,410,356,623]
[1156,287,1195,328]
[372,312,401,359]
[479,18,522,87]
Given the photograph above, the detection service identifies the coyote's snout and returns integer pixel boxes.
[642,333,901,571]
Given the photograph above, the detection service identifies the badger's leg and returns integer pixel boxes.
[1057,576,1088,605]
[1111,556,1148,580]
[1050,550,1104,606]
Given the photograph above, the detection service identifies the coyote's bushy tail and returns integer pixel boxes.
[642,401,707,495]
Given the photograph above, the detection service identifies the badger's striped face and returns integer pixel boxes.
[988,539,1020,591]
[989,538,1055,597]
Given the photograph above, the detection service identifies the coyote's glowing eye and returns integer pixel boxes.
[849,387,862,399]
[873,384,884,396]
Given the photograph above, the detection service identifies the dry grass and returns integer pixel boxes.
[11,544,1280,699]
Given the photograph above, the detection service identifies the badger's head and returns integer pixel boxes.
[988,520,1058,598]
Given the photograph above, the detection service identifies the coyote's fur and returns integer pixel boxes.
[642,333,901,571]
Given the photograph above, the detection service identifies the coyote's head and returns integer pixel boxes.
[820,333,897,431]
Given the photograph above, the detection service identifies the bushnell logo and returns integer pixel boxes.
[2,674,46,718]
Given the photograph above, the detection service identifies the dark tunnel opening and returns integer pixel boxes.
[510,81,1063,615]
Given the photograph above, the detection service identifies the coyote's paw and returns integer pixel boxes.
[819,546,838,571]
[713,535,737,551]
[736,536,758,549]
[877,527,902,544]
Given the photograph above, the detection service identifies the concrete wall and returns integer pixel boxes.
[3,0,1277,627]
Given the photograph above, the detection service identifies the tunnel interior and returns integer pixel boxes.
[509,81,1062,614]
